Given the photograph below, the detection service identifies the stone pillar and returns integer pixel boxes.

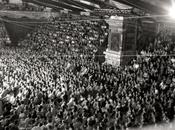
[104,16,123,66]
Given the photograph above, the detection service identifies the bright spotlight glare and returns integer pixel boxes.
[169,7,175,18]
[169,1,175,19]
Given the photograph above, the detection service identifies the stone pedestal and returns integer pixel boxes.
[104,49,121,66]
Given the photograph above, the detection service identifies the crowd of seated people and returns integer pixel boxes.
[0,2,44,11]
[51,14,99,22]
[0,19,175,130]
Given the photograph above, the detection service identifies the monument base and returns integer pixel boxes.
[104,49,121,66]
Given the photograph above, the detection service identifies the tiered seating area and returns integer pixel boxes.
[0,19,175,130]
[0,2,43,11]
[0,21,10,46]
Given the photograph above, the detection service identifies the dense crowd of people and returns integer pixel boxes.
[0,22,10,47]
[0,18,175,130]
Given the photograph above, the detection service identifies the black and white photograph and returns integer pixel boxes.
[1,0,175,130]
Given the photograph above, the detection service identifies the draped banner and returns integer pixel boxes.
[110,32,121,52]
[136,19,157,52]
[121,18,137,65]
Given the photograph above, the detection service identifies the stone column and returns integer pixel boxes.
[104,16,123,66]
